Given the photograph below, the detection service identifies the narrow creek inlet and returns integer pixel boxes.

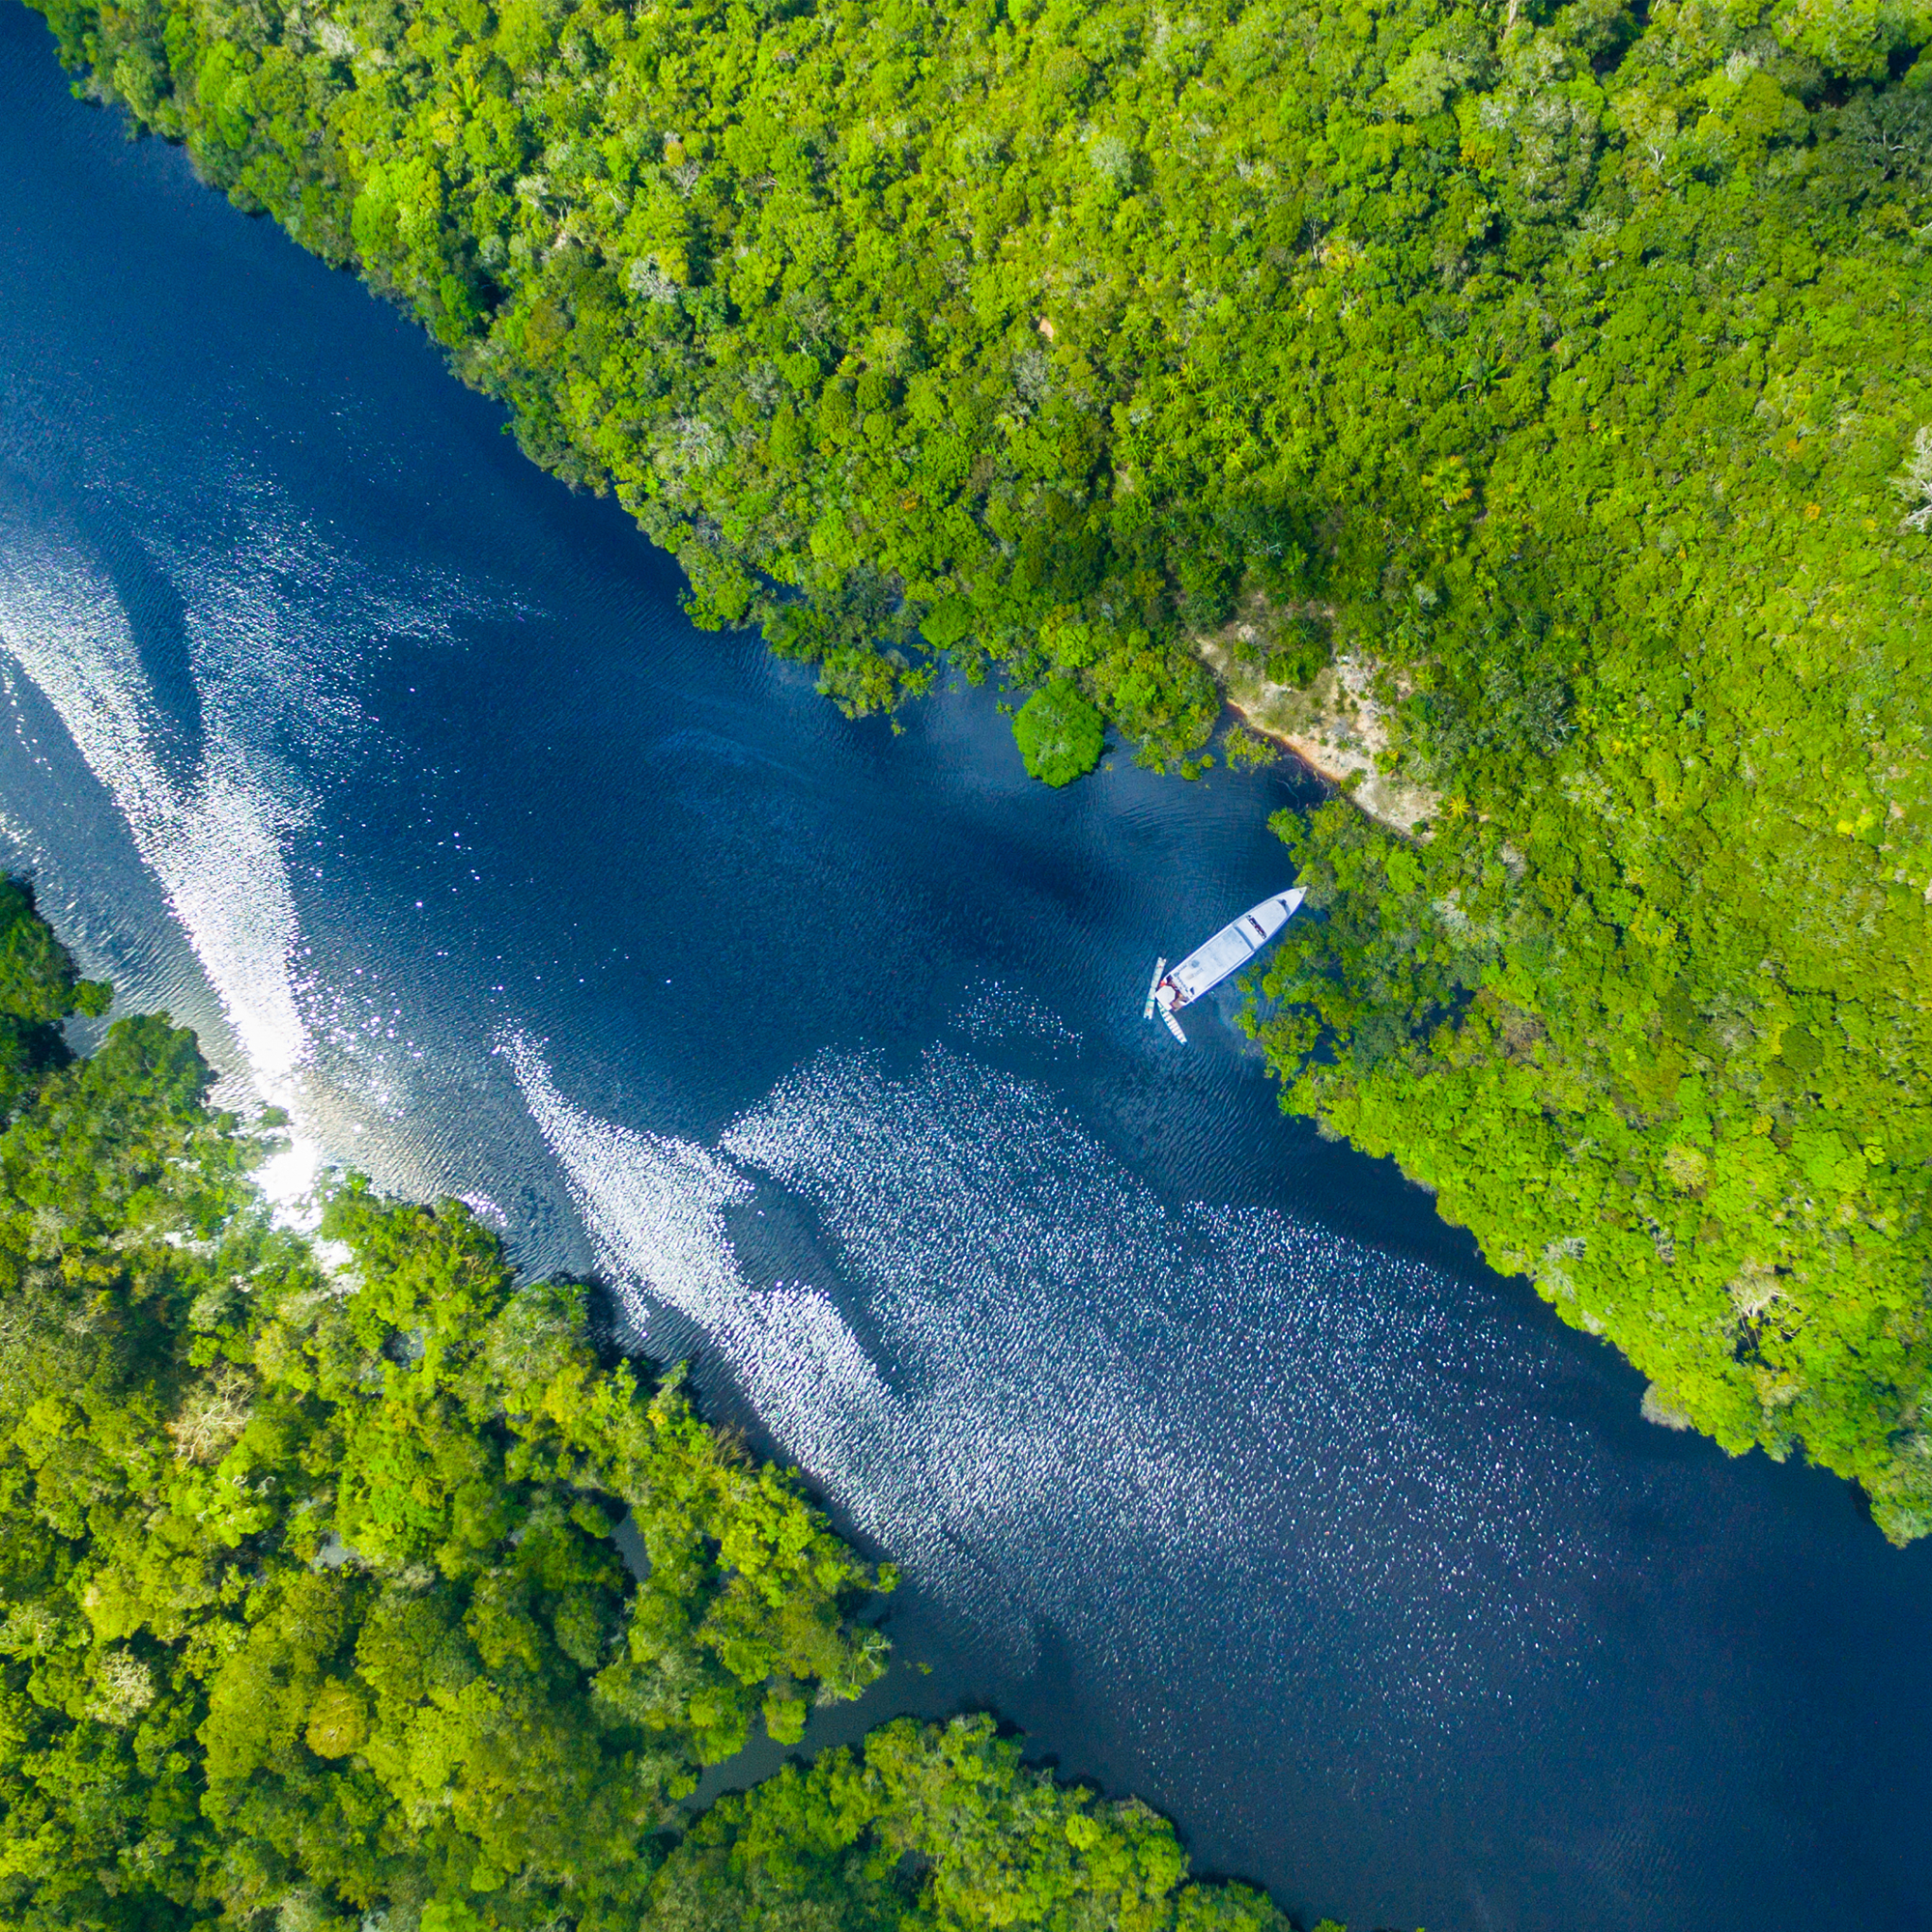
[2,11,1929,1930]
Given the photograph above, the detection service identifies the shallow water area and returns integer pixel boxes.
[1,12,1929,1929]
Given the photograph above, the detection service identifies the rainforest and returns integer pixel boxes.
[18,0,1932,1600]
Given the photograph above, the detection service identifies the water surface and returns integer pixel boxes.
[2,13,1928,1929]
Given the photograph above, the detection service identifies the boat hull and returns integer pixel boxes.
[1158,888,1304,1014]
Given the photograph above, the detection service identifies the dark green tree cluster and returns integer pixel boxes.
[0,877,109,1115]
[0,881,1306,1931]
[19,0,1932,1528]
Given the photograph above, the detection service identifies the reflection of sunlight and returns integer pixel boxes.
[0,475,497,1235]
[512,1031,1605,1745]
[253,1121,323,1229]
[0,527,310,1083]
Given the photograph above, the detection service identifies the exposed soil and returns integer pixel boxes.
[1194,606,1441,837]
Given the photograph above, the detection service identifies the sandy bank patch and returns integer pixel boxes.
[1194,612,1440,838]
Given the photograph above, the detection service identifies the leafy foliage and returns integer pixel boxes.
[1253,770,1932,1541]
[640,1715,1294,1932]
[1224,0,1932,1539]
[1012,679,1105,785]
[22,0,1932,1525]
[0,877,107,1117]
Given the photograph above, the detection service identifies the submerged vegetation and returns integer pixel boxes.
[0,880,1302,1931]
[19,0,1932,1530]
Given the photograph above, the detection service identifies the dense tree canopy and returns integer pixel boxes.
[0,892,891,1926]
[0,881,1301,1931]
[636,1716,1310,1932]
[19,0,1932,1530]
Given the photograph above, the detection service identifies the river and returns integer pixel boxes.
[2,11,1928,1929]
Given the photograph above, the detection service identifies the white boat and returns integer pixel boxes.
[1148,888,1305,1043]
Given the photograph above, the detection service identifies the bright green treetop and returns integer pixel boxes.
[1014,679,1106,785]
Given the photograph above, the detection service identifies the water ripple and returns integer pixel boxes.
[514,1033,1606,1752]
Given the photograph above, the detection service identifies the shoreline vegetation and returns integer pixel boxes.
[0,876,1321,1932]
[18,0,1932,1535]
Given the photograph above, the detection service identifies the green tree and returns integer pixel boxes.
[1013,681,1106,786]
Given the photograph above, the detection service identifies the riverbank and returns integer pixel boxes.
[9,12,1932,1918]
[23,0,1932,1541]
[0,874,1304,1932]
[1192,615,1440,838]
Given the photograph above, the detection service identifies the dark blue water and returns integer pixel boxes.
[2,12,1928,1928]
